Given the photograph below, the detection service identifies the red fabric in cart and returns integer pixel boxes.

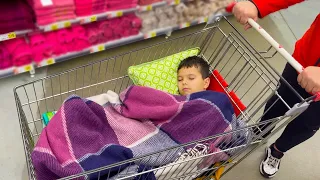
[253,0,320,68]
[207,70,246,117]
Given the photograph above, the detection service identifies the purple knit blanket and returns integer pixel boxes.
[32,86,246,179]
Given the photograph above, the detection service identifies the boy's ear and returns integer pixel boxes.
[204,77,210,89]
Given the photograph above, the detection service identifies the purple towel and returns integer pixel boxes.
[32,86,246,179]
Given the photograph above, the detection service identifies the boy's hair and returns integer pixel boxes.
[178,56,210,79]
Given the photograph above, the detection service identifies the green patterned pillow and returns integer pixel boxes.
[128,48,200,94]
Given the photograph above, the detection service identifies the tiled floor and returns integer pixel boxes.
[0,3,319,179]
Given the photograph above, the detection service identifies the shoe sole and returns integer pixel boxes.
[259,147,277,179]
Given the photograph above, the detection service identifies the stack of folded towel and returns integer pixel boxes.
[0,14,142,68]
[0,0,35,34]
[74,0,106,17]
[2,38,33,67]
[45,25,90,56]
[138,0,163,6]
[106,0,138,11]
[26,0,76,25]
[85,14,142,45]
[137,6,178,33]
[0,45,12,70]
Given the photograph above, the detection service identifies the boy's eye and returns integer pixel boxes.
[189,77,195,80]
[178,79,182,82]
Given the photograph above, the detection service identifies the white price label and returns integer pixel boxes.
[0,32,16,41]
[144,31,157,39]
[14,64,34,74]
[38,58,55,67]
[90,45,105,53]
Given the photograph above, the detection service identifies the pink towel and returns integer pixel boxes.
[86,24,100,45]
[3,38,33,66]
[106,0,138,11]
[103,28,114,41]
[34,6,75,16]
[74,0,105,16]
[36,13,76,25]
[56,29,75,52]
[29,0,75,10]
[0,44,12,70]
[28,0,76,25]
[29,34,53,63]
[46,31,68,55]
[138,0,162,5]
[72,26,90,51]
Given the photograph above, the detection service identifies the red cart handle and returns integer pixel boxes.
[225,1,320,102]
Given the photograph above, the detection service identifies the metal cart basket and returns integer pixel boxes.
[14,15,316,180]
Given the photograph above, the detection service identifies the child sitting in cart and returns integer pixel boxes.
[177,56,211,96]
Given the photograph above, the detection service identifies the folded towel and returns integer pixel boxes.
[138,0,162,6]
[3,38,33,66]
[0,0,35,34]
[34,6,75,17]
[106,0,138,11]
[86,24,100,45]
[0,0,34,22]
[28,0,75,9]
[29,34,53,63]
[71,26,90,51]
[36,13,76,25]
[74,0,106,16]
[0,20,35,34]
[0,44,12,70]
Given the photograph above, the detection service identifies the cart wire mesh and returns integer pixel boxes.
[14,16,307,180]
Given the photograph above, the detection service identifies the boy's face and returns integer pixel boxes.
[177,66,210,96]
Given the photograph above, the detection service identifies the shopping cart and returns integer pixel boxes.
[14,2,320,180]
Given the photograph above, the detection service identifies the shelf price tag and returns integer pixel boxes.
[90,45,105,53]
[14,64,34,74]
[0,32,16,41]
[144,31,157,39]
[198,17,209,24]
[44,21,72,31]
[90,15,97,22]
[140,5,153,11]
[38,58,56,67]
[51,24,59,31]
[80,15,98,24]
[64,21,72,28]
[168,0,180,5]
[179,22,190,29]
[109,11,123,18]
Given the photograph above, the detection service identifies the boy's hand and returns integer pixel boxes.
[298,66,320,94]
[232,1,259,30]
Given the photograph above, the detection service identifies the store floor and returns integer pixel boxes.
[1,10,319,180]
